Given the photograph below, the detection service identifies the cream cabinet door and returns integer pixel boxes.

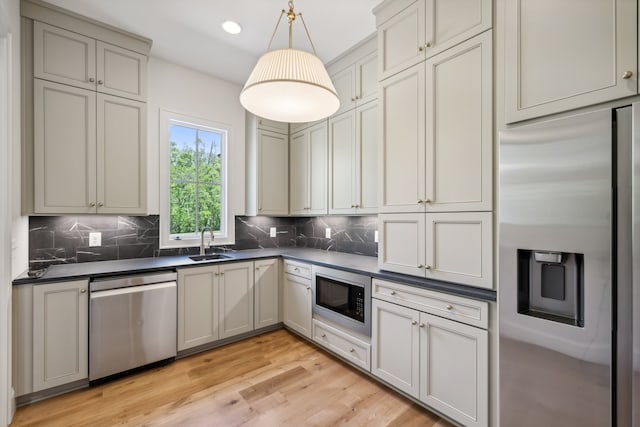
[308,122,328,215]
[283,273,312,338]
[505,0,637,123]
[425,31,492,212]
[329,110,356,214]
[423,0,492,59]
[177,266,219,351]
[378,213,426,277]
[371,298,420,397]
[331,65,356,115]
[97,94,147,214]
[97,41,147,101]
[356,51,378,105]
[34,79,97,214]
[377,0,426,80]
[289,130,309,215]
[219,262,254,339]
[32,280,89,392]
[419,312,488,427]
[355,100,379,214]
[257,130,289,215]
[254,259,280,329]
[33,22,96,91]
[380,64,426,213]
[425,212,493,289]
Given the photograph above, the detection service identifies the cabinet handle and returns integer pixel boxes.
[97,202,104,207]
[214,272,219,276]
[623,71,633,79]
[411,320,417,325]
[418,264,424,269]
[80,289,87,294]
[97,80,103,85]
[390,290,396,295]
[425,265,432,270]
[425,42,431,48]
[349,348,355,353]
[89,202,96,207]
[446,304,453,310]
[417,199,423,204]
[321,333,326,338]
[418,45,424,52]
[306,286,311,290]
[351,97,355,102]
[220,271,225,275]
[255,267,260,271]
[88,77,95,83]
[294,267,299,271]
[419,323,425,328]
[423,199,431,204]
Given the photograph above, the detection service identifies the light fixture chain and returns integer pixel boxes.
[298,13,318,56]
[266,9,287,51]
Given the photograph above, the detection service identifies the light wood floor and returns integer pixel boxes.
[11,329,453,427]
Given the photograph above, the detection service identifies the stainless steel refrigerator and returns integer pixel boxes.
[499,105,640,426]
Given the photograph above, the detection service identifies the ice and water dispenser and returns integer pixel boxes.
[517,249,584,326]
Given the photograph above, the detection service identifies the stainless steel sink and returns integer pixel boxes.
[189,254,231,262]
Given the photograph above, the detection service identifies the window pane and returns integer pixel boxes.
[170,182,196,234]
[198,130,223,184]
[197,184,221,232]
[170,125,196,181]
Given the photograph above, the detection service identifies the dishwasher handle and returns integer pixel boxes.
[90,281,176,299]
[90,271,177,292]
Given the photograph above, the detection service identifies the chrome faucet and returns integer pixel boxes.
[200,226,213,255]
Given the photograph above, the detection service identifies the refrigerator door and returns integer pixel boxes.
[499,109,612,426]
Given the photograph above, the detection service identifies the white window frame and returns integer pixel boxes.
[159,110,232,249]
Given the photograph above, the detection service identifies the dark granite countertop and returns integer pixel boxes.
[13,248,496,301]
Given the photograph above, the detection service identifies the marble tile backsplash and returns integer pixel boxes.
[28,215,378,271]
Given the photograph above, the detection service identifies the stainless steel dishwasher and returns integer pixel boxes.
[89,271,177,381]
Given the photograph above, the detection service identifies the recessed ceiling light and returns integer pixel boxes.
[222,21,242,35]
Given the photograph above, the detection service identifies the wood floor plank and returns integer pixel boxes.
[11,329,451,427]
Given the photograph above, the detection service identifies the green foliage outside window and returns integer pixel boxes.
[169,124,224,236]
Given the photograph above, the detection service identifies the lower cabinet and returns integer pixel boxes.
[283,261,312,338]
[312,318,371,371]
[371,280,489,427]
[177,261,254,351]
[254,258,280,329]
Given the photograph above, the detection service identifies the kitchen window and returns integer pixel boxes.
[160,111,230,248]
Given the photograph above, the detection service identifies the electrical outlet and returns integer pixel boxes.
[325,228,331,238]
[374,230,379,243]
[270,227,277,237]
[89,232,102,247]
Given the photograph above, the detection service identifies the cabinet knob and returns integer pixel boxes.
[423,199,431,204]
[425,42,431,48]
[425,265,432,270]
[419,323,425,328]
[349,348,355,353]
[220,271,225,275]
[417,199,423,204]
[418,264,424,269]
[411,320,417,325]
[80,289,87,294]
[306,286,311,290]
[390,290,396,295]
[88,77,95,83]
[623,71,633,79]
[89,202,96,207]
[446,304,453,310]
[97,80,103,85]
[321,333,326,338]
[351,97,356,102]
[214,272,219,276]
[418,45,424,52]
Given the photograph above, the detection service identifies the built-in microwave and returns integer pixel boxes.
[311,265,371,337]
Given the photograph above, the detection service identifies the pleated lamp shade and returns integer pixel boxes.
[240,48,340,123]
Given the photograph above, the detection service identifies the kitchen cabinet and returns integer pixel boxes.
[177,261,254,351]
[378,212,493,288]
[328,101,378,214]
[34,21,147,101]
[374,0,492,80]
[504,0,637,123]
[379,31,492,214]
[34,79,146,214]
[371,280,488,427]
[283,261,312,338]
[245,113,289,216]
[289,122,328,215]
[254,258,280,329]
[312,318,371,371]
[330,50,377,115]
[33,280,88,392]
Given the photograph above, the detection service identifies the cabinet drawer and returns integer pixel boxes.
[313,319,371,371]
[284,260,312,279]
[372,279,488,329]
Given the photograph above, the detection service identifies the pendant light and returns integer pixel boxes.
[240,1,339,123]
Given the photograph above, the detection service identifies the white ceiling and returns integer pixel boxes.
[41,0,380,85]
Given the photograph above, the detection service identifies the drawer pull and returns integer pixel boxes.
[306,286,311,290]
[411,320,417,325]
[349,348,355,353]
[446,304,453,310]
[623,71,633,79]
[390,290,396,295]
[293,267,299,271]
[80,289,87,294]
[321,333,326,338]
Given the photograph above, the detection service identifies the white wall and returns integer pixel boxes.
[1,0,22,423]
[146,56,246,243]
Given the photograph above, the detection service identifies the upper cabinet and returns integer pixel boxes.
[22,0,152,215]
[374,0,492,80]
[245,113,289,216]
[289,122,328,216]
[34,22,147,101]
[504,0,637,123]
